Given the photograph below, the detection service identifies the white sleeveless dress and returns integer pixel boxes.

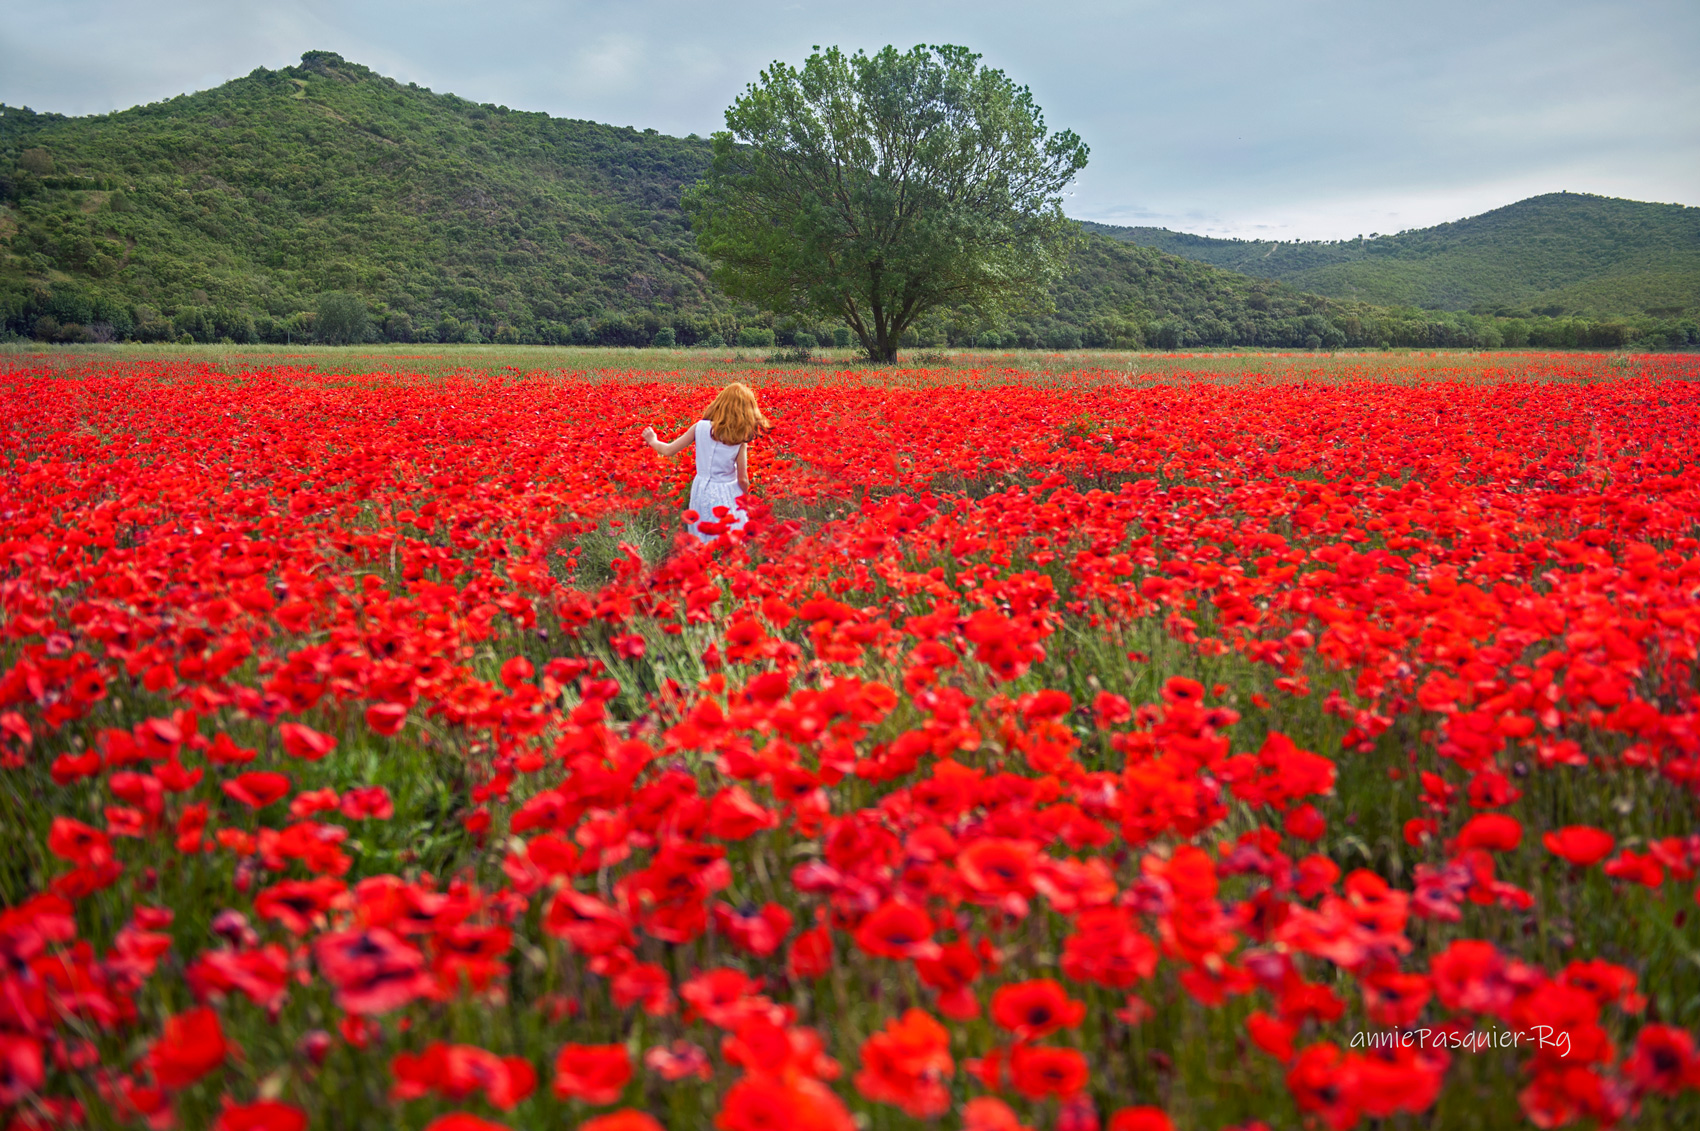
[688,419,746,541]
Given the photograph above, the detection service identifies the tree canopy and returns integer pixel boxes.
[684,45,1090,362]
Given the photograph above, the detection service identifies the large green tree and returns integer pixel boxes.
[684,44,1090,362]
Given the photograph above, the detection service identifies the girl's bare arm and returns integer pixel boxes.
[736,444,750,492]
[642,424,695,457]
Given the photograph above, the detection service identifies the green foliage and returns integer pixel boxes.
[683,45,1089,362]
[314,290,367,344]
[1086,192,1700,319]
[0,56,1689,355]
[0,54,731,343]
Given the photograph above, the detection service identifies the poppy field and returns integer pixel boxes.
[5,351,1700,1131]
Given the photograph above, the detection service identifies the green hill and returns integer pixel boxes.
[1,53,1693,351]
[0,51,727,346]
[1084,193,1700,318]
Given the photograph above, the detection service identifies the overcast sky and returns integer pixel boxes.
[3,0,1695,239]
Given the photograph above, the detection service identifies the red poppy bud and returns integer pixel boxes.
[298,1030,333,1066]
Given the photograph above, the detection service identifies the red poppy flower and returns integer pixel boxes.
[313,928,434,1014]
[1285,1042,1360,1130]
[286,787,337,818]
[340,785,394,820]
[1284,803,1327,842]
[721,1016,833,1081]
[255,877,348,935]
[1093,691,1133,727]
[223,771,292,809]
[213,1101,308,1131]
[206,733,258,765]
[1453,813,1522,852]
[715,1076,855,1131]
[1246,1011,1297,1062]
[47,817,112,867]
[1625,1023,1698,1096]
[853,900,934,959]
[422,1117,512,1131]
[958,838,1038,898]
[707,786,779,840]
[915,940,983,1020]
[680,968,774,1028]
[645,1040,712,1082]
[522,832,581,877]
[1541,825,1615,866]
[393,1042,537,1110]
[135,716,183,759]
[1561,958,1639,1008]
[963,1098,1033,1131]
[545,890,634,955]
[279,722,337,761]
[854,1009,953,1118]
[713,901,794,957]
[990,979,1086,1038]
[1354,1042,1446,1119]
[146,1006,228,1089]
[605,959,669,1020]
[1362,971,1432,1028]
[50,749,101,785]
[580,1112,664,1131]
[1429,939,1511,1015]
[553,1043,632,1104]
[500,655,534,687]
[1009,1044,1089,1099]
[1604,850,1665,887]
[365,702,409,736]
[1108,1108,1176,1131]
[0,1034,45,1105]
[788,924,834,980]
[1060,906,1159,988]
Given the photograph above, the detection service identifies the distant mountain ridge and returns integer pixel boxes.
[1,53,1694,350]
[1084,193,1700,317]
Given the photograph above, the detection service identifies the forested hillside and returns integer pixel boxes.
[2,53,1693,350]
[0,51,727,345]
[1086,193,1700,319]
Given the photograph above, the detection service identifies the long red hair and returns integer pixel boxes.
[703,383,771,445]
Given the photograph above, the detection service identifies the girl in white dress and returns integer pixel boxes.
[641,382,771,542]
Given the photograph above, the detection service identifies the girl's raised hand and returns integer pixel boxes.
[641,426,657,442]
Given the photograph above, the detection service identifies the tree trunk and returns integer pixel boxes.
[872,314,901,364]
